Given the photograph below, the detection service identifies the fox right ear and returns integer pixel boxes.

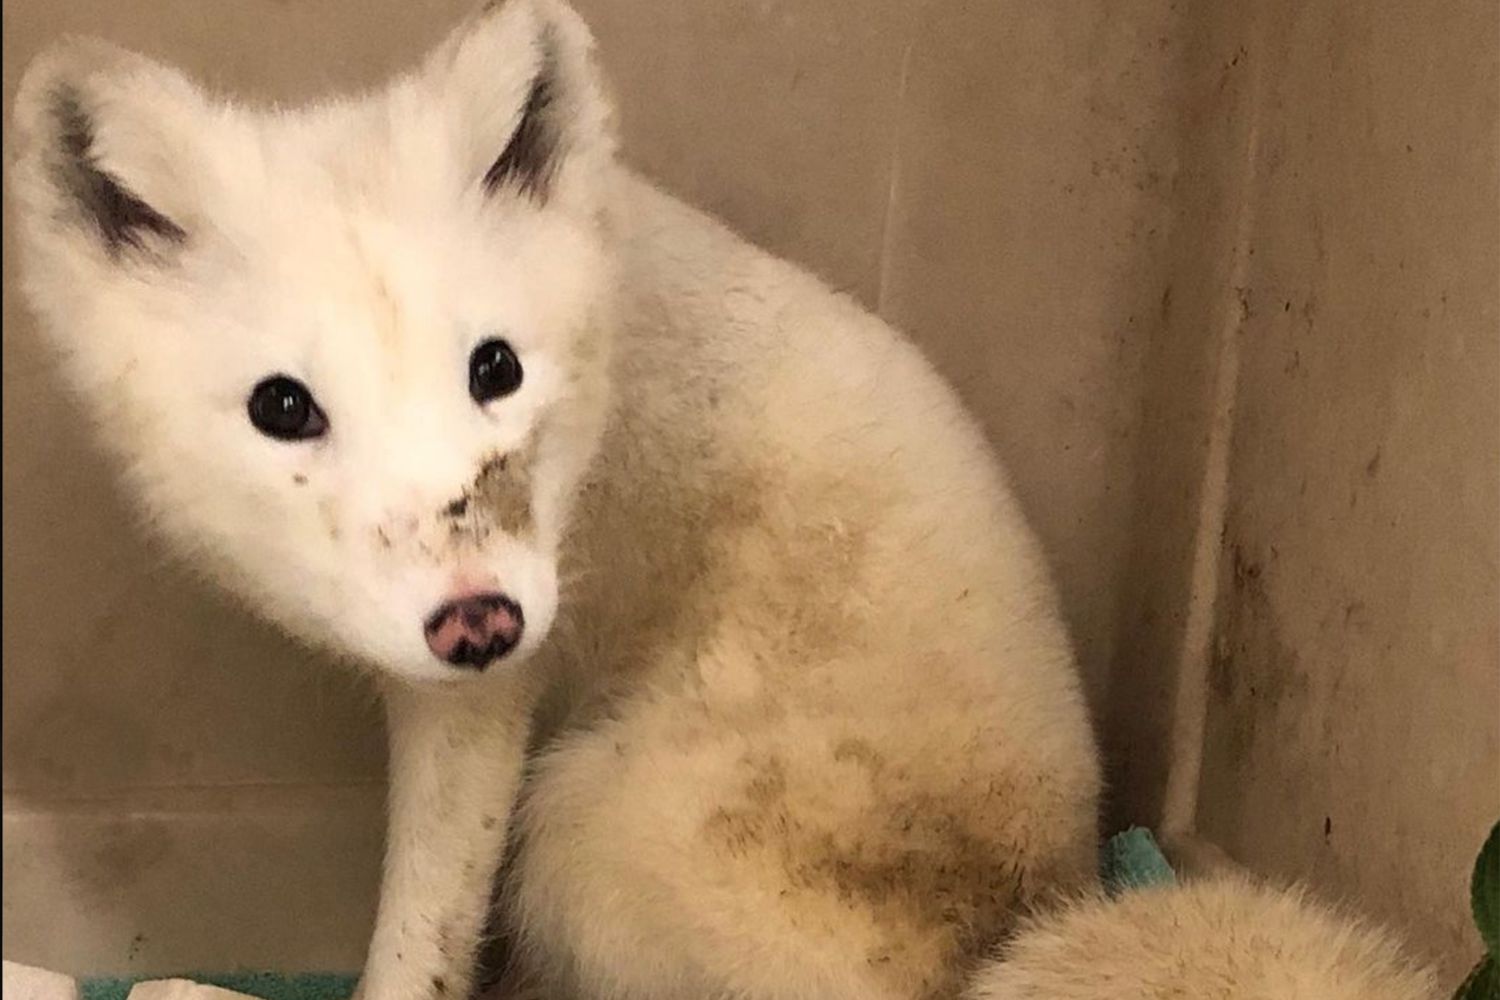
[418,0,616,211]
[9,38,211,265]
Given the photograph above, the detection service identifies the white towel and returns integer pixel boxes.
[127,982,259,1000]
[1,960,80,1000]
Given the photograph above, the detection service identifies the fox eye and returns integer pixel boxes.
[469,338,523,404]
[248,375,328,441]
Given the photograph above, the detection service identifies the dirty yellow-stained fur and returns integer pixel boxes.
[500,170,1101,1000]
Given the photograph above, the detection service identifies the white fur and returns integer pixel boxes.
[8,4,1427,999]
[9,0,614,684]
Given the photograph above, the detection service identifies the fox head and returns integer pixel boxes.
[9,1,618,683]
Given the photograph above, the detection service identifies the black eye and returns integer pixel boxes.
[469,338,523,404]
[247,375,328,441]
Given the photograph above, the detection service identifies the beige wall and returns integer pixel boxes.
[1108,0,1500,979]
[1188,0,1500,975]
[2,0,1495,987]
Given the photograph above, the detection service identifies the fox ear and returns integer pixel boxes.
[9,37,211,264]
[420,0,616,205]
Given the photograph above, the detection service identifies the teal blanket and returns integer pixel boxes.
[82,828,1176,1000]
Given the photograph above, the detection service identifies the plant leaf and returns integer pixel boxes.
[1474,820,1500,960]
[1453,955,1498,1000]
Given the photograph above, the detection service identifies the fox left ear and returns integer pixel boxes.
[421,0,616,206]
[9,37,213,264]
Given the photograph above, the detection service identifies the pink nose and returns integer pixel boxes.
[423,592,524,670]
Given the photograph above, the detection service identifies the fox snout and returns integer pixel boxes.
[423,592,524,670]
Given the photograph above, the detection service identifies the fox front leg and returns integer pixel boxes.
[355,674,537,1000]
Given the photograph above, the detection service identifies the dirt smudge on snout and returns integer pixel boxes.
[474,446,535,537]
[318,496,341,541]
[440,441,538,544]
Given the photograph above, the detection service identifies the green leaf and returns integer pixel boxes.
[1474,820,1500,960]
[1453,955,1499,1000]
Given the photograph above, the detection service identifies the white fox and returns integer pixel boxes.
[8,3,1436,999]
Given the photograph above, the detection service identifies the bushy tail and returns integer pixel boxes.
[962,875,1440,1000]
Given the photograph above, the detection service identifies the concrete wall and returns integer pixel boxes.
[1187,0,1499,974]
[1109,0,1499,976]
[2,0,1494,987]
